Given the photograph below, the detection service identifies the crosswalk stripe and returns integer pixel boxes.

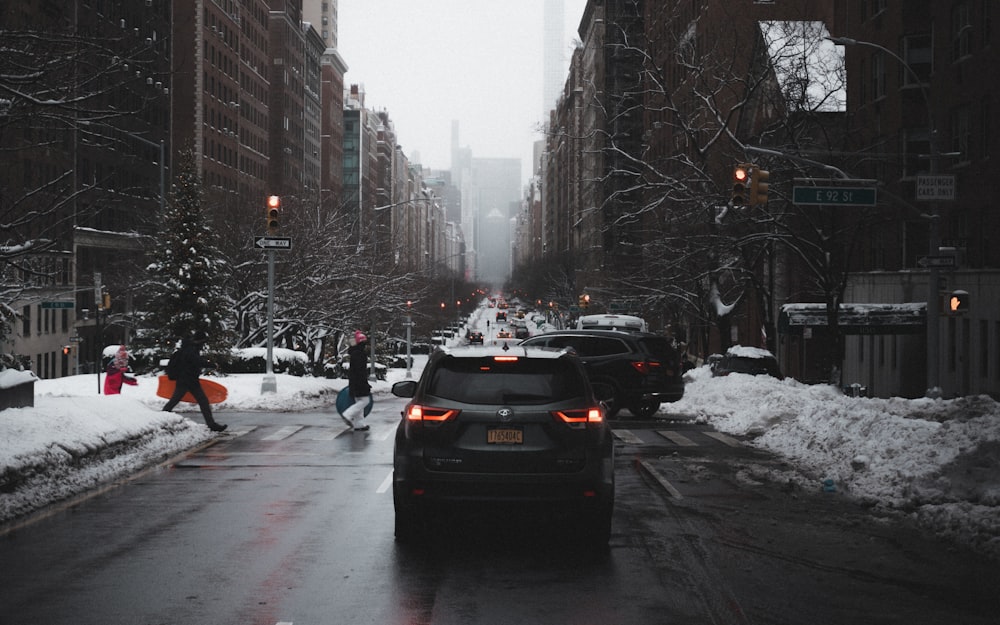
[260,425,304,441]
[658,430,697,446]
[613,429,644,444]
[306,428,342,441]
[704,431,741,447]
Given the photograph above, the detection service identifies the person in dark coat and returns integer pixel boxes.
[342,330,372,431]
[162,335,227,432]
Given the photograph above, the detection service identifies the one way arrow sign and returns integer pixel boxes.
[255,236,292,250]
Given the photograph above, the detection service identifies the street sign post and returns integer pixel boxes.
[916,175,956,201]
[792,186,877,206]
[255,236,292,250]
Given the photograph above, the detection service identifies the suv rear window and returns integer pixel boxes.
[426,356,582,404]
[545,335,629,357]
[636,336,677,361]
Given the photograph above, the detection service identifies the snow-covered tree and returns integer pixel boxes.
[142,149,230,355]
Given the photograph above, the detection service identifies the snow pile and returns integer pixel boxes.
[673,367,1000,557]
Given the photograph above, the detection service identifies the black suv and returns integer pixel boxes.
[520,329,684,418]
[390,344,614,544]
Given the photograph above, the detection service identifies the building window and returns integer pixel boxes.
[22,305,30,337]
[903,34,933,84]
[903,128,931,177]
[951,104,971,161]
[952,2,972,61]
[870,51,886,100]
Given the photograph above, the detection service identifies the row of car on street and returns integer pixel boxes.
[391,303,785,546]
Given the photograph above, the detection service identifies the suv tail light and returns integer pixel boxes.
[406,405,459,424]
[630,360,661,374]
[552,407,604,429]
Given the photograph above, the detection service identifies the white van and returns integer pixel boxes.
[576,314,648,333]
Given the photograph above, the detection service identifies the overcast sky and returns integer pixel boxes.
[337,0,589,185]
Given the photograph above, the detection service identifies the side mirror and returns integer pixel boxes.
[391,380,417,398]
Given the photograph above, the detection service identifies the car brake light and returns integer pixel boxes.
[631,361,660,374]
[493,356,518,362]
[552,407,604,428]
[406,405,459,423]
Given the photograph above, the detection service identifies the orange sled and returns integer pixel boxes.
[156,375,228,404]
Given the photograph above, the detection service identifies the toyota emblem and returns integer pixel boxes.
[497,407,514,422]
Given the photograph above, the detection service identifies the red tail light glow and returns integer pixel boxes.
[493,356,519,362]
[552,407,604,428]
[631,361,661,374]
[406,405,459,423]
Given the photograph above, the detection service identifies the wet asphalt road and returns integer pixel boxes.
[2,397,998,624]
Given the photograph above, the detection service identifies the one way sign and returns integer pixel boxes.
[255,236,292,250]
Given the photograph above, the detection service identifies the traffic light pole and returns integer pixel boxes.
[261,249,277,393]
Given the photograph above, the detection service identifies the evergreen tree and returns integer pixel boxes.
[144,149,231,355]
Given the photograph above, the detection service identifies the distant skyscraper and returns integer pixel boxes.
[543,0,565,115]
[302,0,338,48]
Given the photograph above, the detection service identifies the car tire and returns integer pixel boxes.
[592,381,623,419]
[393,486,423,543]
[629,400,660,419]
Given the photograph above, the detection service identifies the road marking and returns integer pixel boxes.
[658,430,697,446]
[613,429,644,444]
[376,470,392,494]
[307,428,341,441]
[704,431,742,447]
[637,459,683,499]
[261,425,303,441]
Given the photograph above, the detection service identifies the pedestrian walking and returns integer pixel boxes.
[162,334,227,432]
[103,344,138,395]
[342,330,372,431]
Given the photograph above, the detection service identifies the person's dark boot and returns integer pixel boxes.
[208,423,228,432]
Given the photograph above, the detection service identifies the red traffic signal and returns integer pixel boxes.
[265,195,281,234]
[732,165,750,205]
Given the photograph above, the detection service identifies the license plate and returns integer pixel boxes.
[487,428,523,444]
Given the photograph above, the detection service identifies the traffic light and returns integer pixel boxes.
[750,167,770,206]
[265,195,281,234]
[62,345,71,356]
[948,290,969,314]
[732,164,750,206]
[578,294,590,308]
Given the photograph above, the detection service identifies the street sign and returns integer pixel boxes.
[917,255,957,268]
[40,300,74,309]
[69,335,82,342]
[792,186,877,206]
[916,175,956,201]
[254,236,292,250]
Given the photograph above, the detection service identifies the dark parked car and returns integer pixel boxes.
[520,329,685,418]
[710,346,784,379]
[390,344,615,544]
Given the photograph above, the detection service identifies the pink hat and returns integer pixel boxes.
[354,330,367,344]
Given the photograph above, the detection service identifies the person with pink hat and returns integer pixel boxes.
[342,330,372,431]
[103,344,138,395]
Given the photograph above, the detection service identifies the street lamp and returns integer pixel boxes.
[827,35,943,398]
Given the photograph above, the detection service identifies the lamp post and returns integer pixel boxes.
[827,36,942,398]
[404,300,413,378]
